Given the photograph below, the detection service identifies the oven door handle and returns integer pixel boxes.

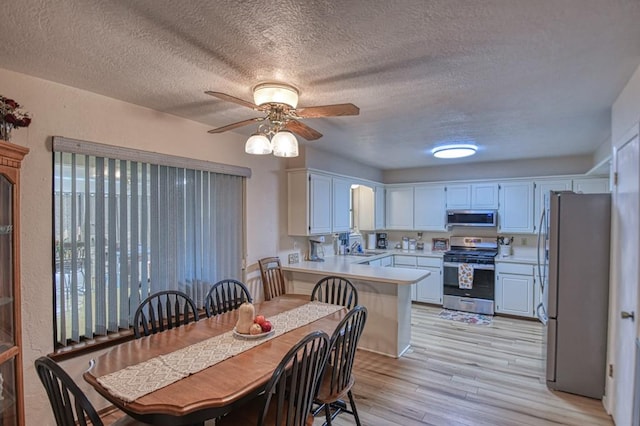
[443,262,495,271]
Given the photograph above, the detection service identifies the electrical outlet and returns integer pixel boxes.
[288,253,299,264]
[520,237,528,245]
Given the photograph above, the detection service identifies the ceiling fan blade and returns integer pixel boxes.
[285,120,323,140]
[207,118,261,134]
[295,103,360,118]
[205,91,257,110]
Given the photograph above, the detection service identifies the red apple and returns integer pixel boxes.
[260,320,272,333]
[254,315,266,325]
[249,323,263,335]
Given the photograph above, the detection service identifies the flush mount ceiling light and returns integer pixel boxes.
[432,144,478,159]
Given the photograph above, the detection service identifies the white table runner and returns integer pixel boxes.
[97,301,343,402]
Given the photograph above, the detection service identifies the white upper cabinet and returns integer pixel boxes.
[445,184,471,209]
[533,179,572,228]
[308,173,333,235]
[288,170,352,236]
[374,185,386,230]
[471,183,499,209]
[386,186,414,230]
[573,177,610,194]
[446,183,498,210]
[353,185,374,231]
[353,184,385,231]
[498,181,535,233]
[414,184,447,231]
[332,177,352,233]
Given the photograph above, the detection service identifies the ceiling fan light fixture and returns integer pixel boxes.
[432,144,477,159]
[271,130,299,157]
[253,83,299,108]
[245,133,273,155]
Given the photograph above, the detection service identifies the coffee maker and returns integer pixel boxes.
[376,232,388,249]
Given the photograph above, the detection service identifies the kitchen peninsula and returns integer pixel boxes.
[282,254,430,358]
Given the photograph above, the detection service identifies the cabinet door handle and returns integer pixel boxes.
[621,311,635,321]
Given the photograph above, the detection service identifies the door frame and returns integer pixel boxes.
[606,122,640,424]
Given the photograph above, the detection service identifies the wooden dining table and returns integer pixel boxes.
[83,295,347,425]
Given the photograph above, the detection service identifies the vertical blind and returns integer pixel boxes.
[53,139,246,347]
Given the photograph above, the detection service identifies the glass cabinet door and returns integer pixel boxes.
[0,174,18,426]
[0,175,14,349]
[0,358,18,425]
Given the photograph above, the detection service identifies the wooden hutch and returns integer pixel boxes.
[0,140,28,425]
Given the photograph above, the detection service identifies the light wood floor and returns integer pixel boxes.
[102,304,613,426]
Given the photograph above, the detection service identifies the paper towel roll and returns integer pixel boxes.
[367,233,377,250]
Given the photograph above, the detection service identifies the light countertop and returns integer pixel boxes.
[282,253,431,285]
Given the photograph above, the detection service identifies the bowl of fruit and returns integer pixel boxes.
[233,303,274,339]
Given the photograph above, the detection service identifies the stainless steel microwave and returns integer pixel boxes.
[446,210,497,227]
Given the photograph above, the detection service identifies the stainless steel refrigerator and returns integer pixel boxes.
[536,191,611,399]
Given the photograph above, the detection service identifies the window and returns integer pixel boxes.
[53,137,248,348]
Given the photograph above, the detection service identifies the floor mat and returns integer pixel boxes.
[438,309,493,325]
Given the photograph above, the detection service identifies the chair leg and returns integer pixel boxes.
[324,403,333,425]
[312,402,325,417]
[348,390,362,426]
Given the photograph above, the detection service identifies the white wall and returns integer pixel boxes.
[0,67,290,425]
[300,145,384,182]
[612,65,640,144]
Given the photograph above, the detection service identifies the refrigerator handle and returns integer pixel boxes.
[536,210,545,293]
[536,302,548,325]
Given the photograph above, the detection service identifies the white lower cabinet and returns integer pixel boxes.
[495,262,535,317]
[416,257,443,304]
[380,255,393,267]
[367,255,395,268]
[392,255,418,300]
[392,255,442,304]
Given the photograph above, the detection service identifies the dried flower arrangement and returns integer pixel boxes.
[0,95,32,141]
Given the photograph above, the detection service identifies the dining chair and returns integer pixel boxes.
[314,305,368,426]
[133,290,199,338]
[35,356,145,426]
[218,330,331,426]
[258,256,287,301]
[311,275,359,309]
[204,278,253,317]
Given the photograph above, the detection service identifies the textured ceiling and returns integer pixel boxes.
[2,0,640,170]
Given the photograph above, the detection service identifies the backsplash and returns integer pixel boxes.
[285,229,537,263]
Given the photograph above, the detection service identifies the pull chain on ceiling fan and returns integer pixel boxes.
[205,82,359,157]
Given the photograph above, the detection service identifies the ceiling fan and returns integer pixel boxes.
[205,83,359,157]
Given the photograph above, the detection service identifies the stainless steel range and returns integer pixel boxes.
[442,236,498,315]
